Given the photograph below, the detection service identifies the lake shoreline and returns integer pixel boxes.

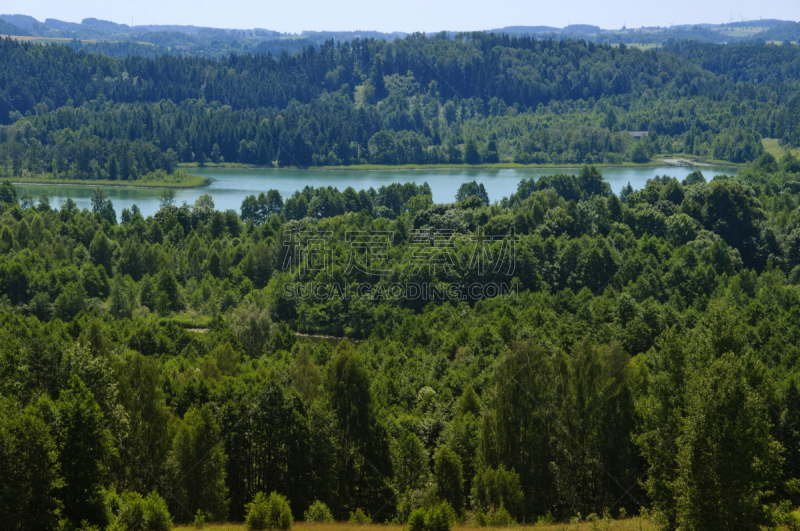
[10,176,213,189]
[13,165,740,220]
[179,158,741,173]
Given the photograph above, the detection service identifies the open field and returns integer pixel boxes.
[762,138,800,158]
[0,34,156,45]
[9,174,211,188]
[711,26,769,38]
[175,521,660,531]
[0,34,100,43]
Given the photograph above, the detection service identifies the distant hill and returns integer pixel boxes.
[489,24,602,35]
[2,12,800,59]
[490,25,561,34]
[0,14,44,30]
[134,25,205,35]
[43,19,83,32]
[0,18,27,36]
[300,30,407,40]
[563,24,602,34]
[750,21,800,42]
[715,19,787,29]
[81,17,131,33]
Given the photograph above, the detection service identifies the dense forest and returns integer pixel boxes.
[4,33,800,177]
[6,25,800,531]
[4,154,800,529]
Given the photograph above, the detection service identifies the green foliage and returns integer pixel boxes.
[326,345,373,446]
[6,52,800,529]
[434,447,464,513]
[630,140,650,163]
[167,404,229,522]
[535,511,556,525]
[0,35,788,176]
[475,505,515,527]
[54,281,87,321]
[470,466,524,522]
[40,376,116,527]
[637,306,784,531]
[392,430,429,492]
[303,500,334,522]
[0,398,63,530]
[246,492,293,531]
[0,225,13,253]
[425,501,457,531]
[231,303,272,358]
[408,502,456,531]
[155,268,183,315]
[89,231,113,273]
[194,510,207,528]
[349,508,372,524]
[675,351,782,530]
[408,507,427,531]
[107,491,172,531]
[456,181,489,206]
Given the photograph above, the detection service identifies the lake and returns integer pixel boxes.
[14,165,739,218]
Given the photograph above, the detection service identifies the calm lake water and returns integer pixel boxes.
[14,165,738,218]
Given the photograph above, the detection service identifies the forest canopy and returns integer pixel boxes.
[4,28,800,531]
[1,34,797,178]
[2,155,800,529]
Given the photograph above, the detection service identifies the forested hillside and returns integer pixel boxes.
[2,34,799,177]
[5,26,800,531]
[4,156,800,529]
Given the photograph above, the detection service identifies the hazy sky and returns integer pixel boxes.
[4,0,799,33]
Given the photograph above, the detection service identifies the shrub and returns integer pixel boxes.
[777,508,800,531]
[487,506,514,527]
[535,511,555,525]
[107,491,172,531]
[475,505,515,527]
[194,509,207,528]
[246,492,293,531]
[425,502,456,531]
[304,500,334,523]
[396,484,440,524]
[407,502,456,531]
[349,508,372,524]
[408,508,427,531]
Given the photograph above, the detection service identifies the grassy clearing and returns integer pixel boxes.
[655,153,741,167]
[160,312,214,329]
[9,174,211,189]
[711,26,769,38]
[0,34,156,45]
[178,520,660,531]
[762,138,800,158]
